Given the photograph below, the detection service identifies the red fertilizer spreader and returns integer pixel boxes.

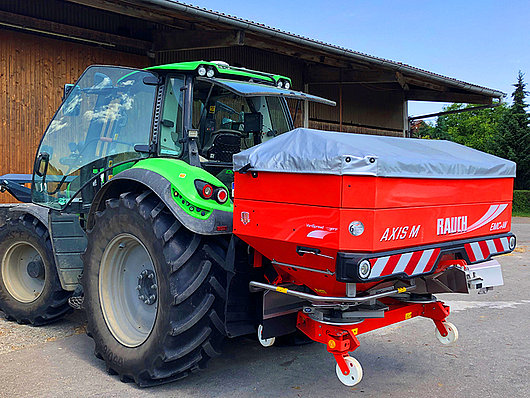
[233,128,516,386]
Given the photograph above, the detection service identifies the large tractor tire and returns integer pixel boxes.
[0,214,72,325]
[82,191,227,386]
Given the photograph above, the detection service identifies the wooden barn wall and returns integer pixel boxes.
[0,29,148,203]
[309,83,404,136]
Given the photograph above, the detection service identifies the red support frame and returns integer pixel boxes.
[296,300,451,376]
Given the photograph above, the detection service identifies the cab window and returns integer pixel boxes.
[159,76,185,156]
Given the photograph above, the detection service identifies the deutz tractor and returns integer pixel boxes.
[0,61,333,385]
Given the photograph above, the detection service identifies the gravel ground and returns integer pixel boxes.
[0,310,86,355]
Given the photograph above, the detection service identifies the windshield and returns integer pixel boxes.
[32,66,157,209]
[192,79,292,164]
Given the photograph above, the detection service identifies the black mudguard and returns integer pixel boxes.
[0,203,49,228]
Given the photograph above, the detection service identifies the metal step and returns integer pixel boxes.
[49,211,87,291]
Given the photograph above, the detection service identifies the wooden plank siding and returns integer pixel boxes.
[0,29,148,203]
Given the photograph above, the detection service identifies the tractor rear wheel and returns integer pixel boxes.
[82,191,227,386]
[0,214,71,325]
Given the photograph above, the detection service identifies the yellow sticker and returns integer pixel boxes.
[179,173,186,178]
[351,328,358,335]
[397,287,407,293]
[209,105,216,113]
[314,288,327,295]
[276,287,288,294]
[328,340,336,349]
[405,312,412,320]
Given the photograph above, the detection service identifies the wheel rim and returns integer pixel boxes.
[435,321,458,345]
[99,233,158,348]
[258,324,275,347]
[336,357,363,387]
[1,242,45,303]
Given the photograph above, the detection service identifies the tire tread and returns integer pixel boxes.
[83,190,228,387]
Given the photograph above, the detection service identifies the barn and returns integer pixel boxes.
[0,0,504,202]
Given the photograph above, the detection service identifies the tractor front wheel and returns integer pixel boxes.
[82,191,227,386]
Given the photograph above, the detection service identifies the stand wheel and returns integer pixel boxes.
[335,356,363,387]
[257,324,275,347]
[435,321,459,345]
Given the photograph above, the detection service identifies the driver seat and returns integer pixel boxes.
[203,130,241,162]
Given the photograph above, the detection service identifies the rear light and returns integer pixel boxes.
[202,184,213,199]
[358,260,371,279]
[216,188,228,204]
[195,180,229,204]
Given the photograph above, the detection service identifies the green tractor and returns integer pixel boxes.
[0,61,333,385]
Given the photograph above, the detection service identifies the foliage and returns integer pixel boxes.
[415,71,530,189]
[513,190,530,216]
[497,72,530,189]
[511,71,528,114]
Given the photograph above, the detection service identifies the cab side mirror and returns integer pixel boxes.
[63,84,75,101]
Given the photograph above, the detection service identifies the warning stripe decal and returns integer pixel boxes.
[369,248,440,278]
[464,237,510,263]
[361,235,513,281]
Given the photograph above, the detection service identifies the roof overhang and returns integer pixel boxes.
[197,77,336,106]
[62,0,504,104]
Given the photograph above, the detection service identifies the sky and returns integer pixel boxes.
[185,0,530,119]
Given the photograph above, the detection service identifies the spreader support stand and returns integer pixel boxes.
[296,300,454,385]
[422,301,451,337]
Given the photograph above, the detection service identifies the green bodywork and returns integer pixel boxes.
[147,61,292,86]
[132,158,233,220]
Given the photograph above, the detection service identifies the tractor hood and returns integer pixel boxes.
[196,77,336,106]
[233,128,516,179]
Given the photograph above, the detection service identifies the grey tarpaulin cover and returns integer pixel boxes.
[233,128,516,179]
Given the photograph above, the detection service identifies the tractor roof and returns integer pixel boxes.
[146,61,291,87]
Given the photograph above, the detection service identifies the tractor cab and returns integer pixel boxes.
[31,61,334,211]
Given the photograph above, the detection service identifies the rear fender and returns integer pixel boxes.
[0,203,49,228]
[87,160,233,235]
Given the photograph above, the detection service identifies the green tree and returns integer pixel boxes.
[414,71,530,189]
[497,71,530,189]
[416,103,508,156]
